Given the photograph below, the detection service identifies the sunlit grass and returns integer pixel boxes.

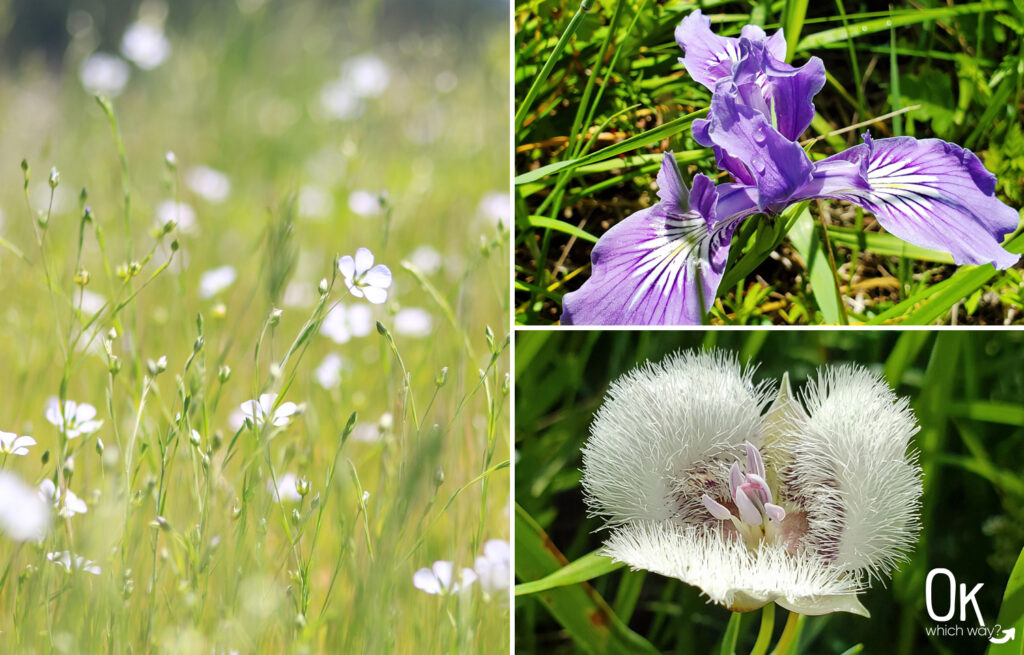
[0,3,509,653]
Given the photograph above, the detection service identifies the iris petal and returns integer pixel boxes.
[675,10,787,91]
[704,81,814,210]
[561,154,758,325]
[797,133,1021,269]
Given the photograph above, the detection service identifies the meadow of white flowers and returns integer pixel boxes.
[0,2,509,652]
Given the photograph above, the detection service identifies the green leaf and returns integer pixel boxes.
[825,228,954,264]
[789,206,842,324]
[514,109,707,185]
[795,3,1009,51]
[986,546,1024,655]
[515,504,660,655]
[523,215,599,244]
[515,550,624,596]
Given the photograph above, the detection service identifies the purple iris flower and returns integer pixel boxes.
[562,10,1021,326]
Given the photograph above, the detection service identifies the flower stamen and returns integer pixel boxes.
[703,441,786,545]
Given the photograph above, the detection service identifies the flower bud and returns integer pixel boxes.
[147,355,168,376]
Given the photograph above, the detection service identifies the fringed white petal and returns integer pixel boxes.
[785,364,922,583]
[581,351,773,525]
[602,521,864,612]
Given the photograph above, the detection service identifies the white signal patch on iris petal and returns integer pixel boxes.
[627,215,710,308]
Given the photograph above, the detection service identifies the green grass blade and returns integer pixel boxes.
[514,549,623,596]
[515,0,595,133]
[789,205,842,323]
[719,612,743,655]
[524,215,598,243]
[514,109,708,185]
[795,3,1009,51]
[986,546,1024,655]
[515,504,661,655]
[782,0,810,63]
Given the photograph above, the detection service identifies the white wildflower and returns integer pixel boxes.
[120,21,170,70]
[347,190,382,217]
[0,472,51,541]
[239,393,299,429]
[47,551,101,575]
[341,54,390,98]
[393,308,432,338]
[320,304,373,343]
[79,53,130,96]
[338,248,391,304]
[45,398,103,439]
[413,560,476,595]
[156,200,198,234]
[0,431,36,456]
[39,479,88,518]
[268,473,302,503]
[474,539,510,597]
[186,166,231,203]
[478,192,510,227]
[199,265,237,299]
[314,353,344,390]
[581,350,922,617]
[408,245,442,275]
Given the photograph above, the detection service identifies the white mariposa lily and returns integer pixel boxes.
[581,350,921,616]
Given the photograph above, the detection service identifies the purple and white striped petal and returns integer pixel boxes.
[561,154,759,325]
[797,133,1021,269]
[675,10,786,91]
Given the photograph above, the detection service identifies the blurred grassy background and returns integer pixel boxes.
[515,0,1024,325]
[0,1,510,653]
[515,330,1024,654]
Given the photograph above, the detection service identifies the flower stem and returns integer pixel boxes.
[749,604,775,655]
[770,611,805,655]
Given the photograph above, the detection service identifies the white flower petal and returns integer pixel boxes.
[777,593,870,617]
[361,286,388,305]
[362,265,392,289]
[0,473,51,541]
[353,248,374,275]
[581,350,772,526]
[413,567,442,595]
[431,560,454,590]
[337,256,356,280]
[347,304,374,336]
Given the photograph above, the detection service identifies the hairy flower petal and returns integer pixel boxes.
[581,350,772,525]
[782,364,922,583]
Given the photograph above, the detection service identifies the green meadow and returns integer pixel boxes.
[0,2,510,653]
